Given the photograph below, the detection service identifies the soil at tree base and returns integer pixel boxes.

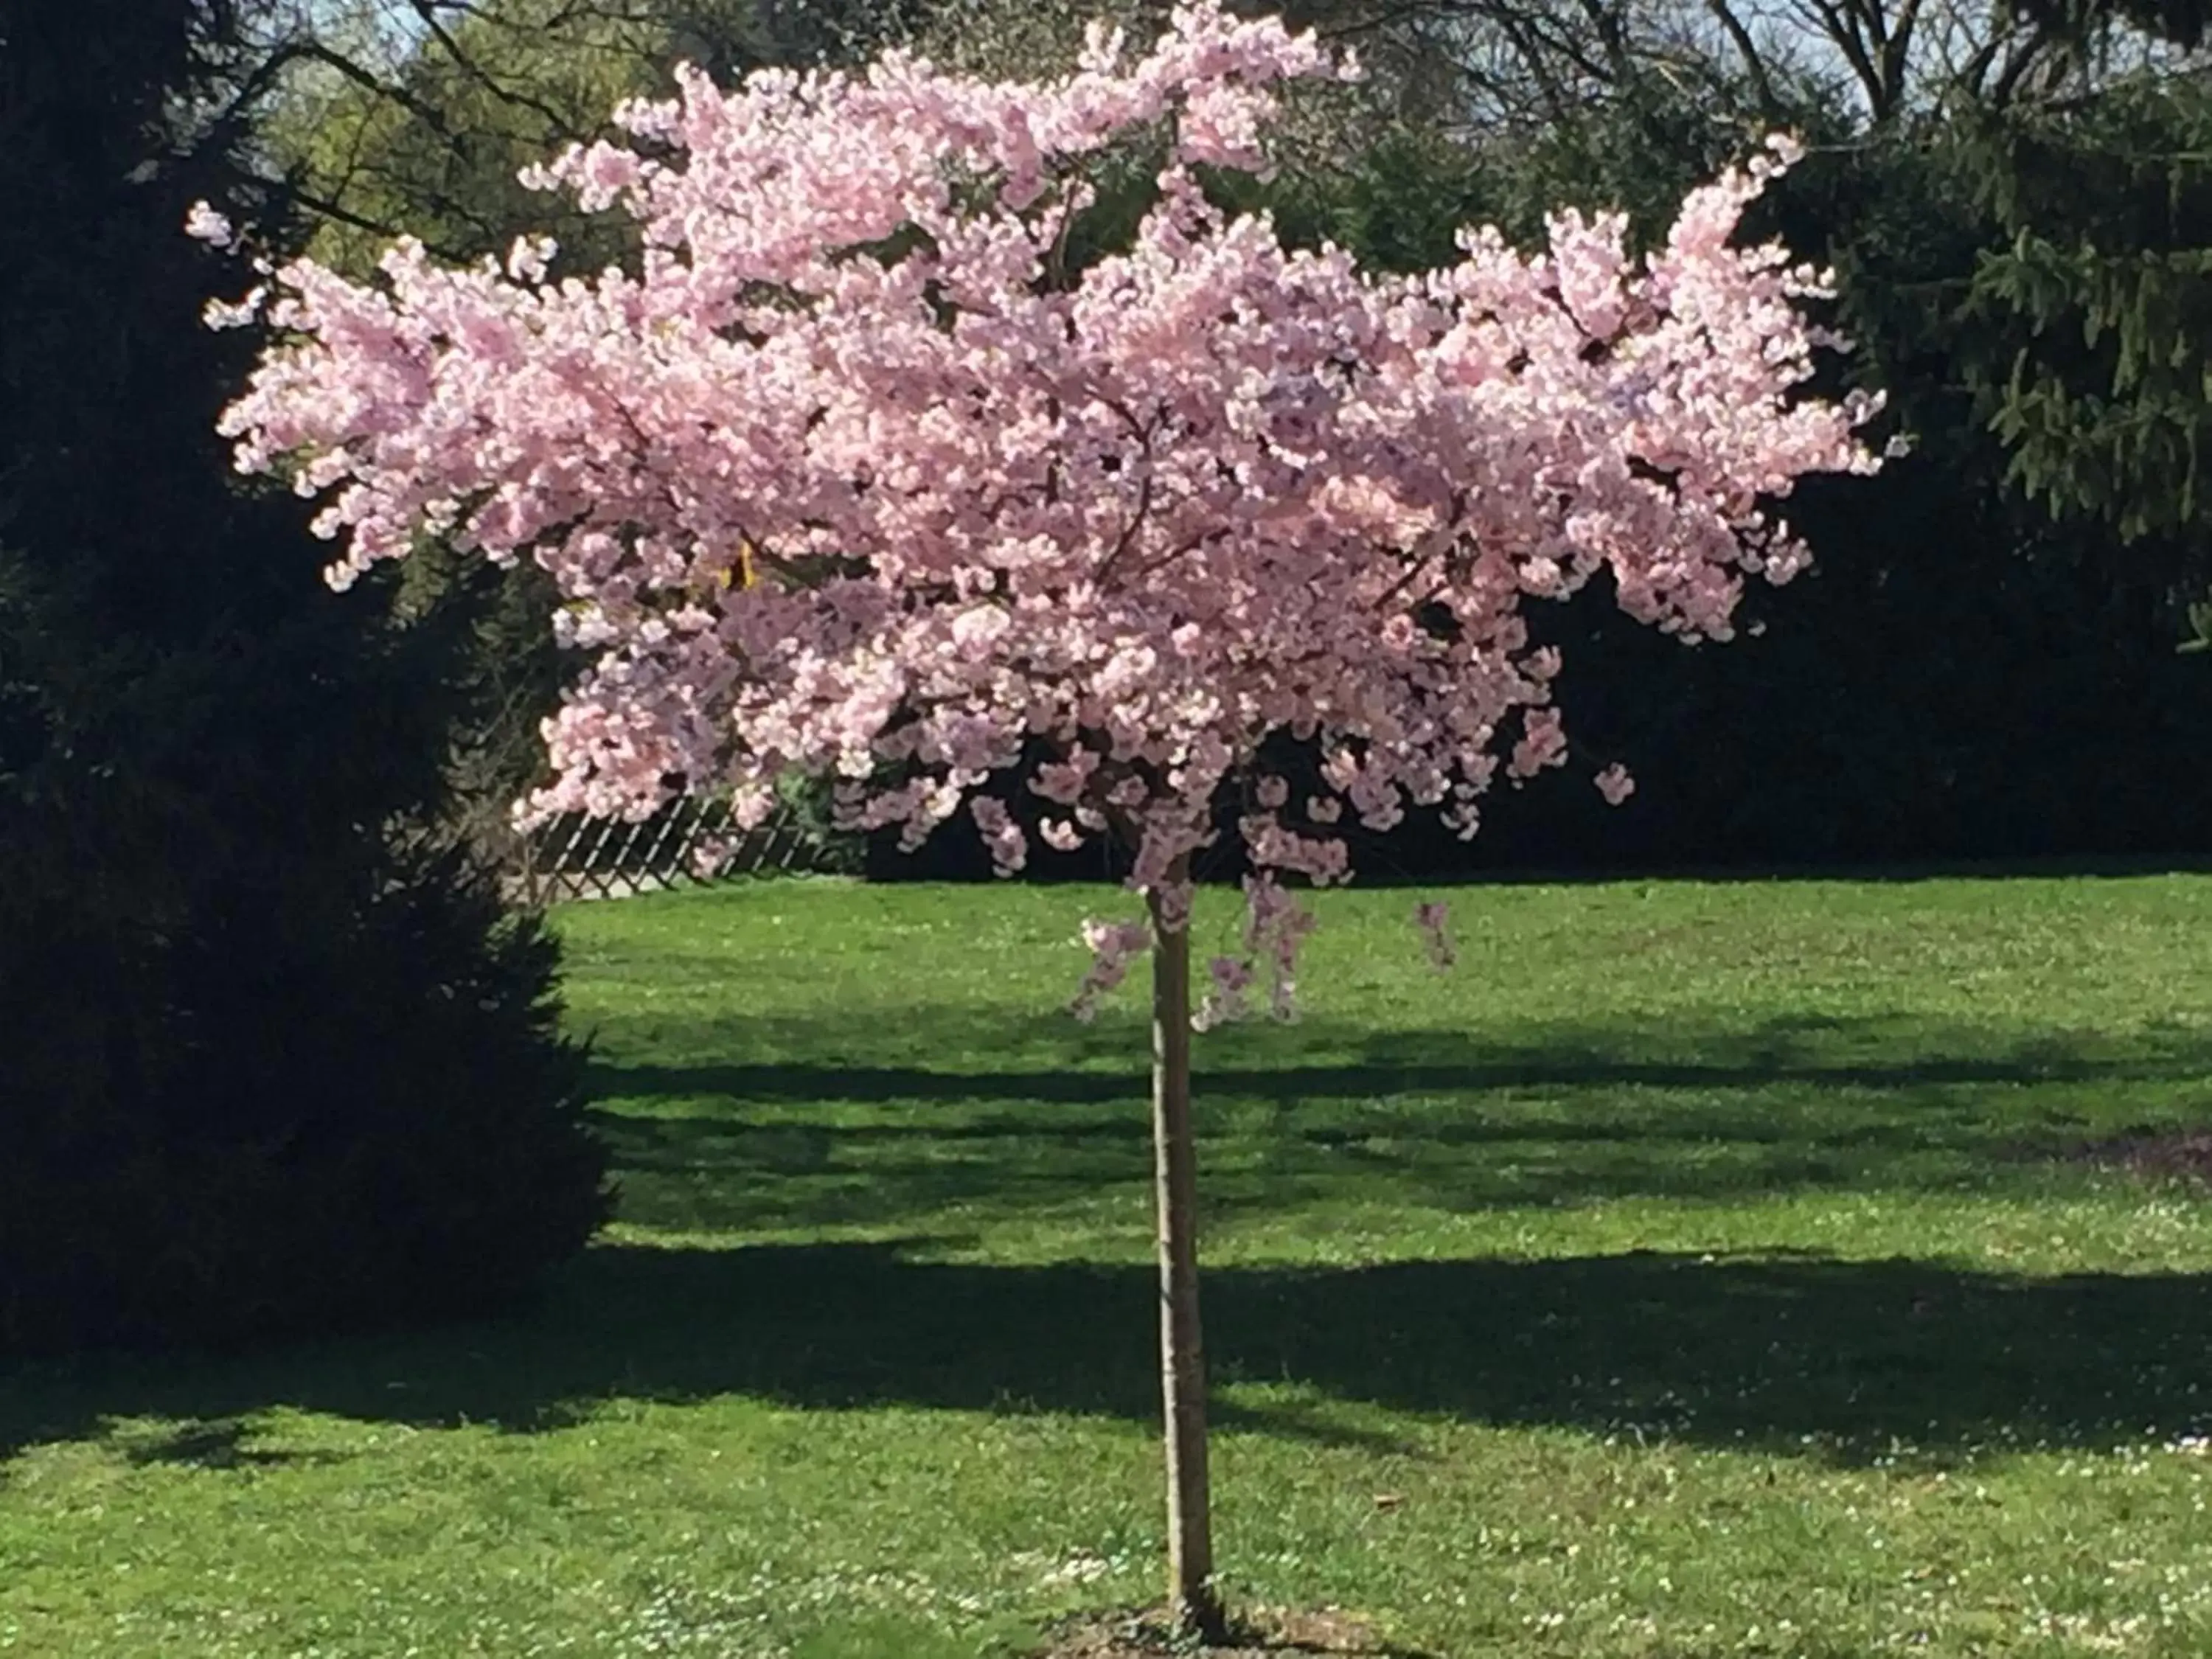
[1025,1604,1430,1658]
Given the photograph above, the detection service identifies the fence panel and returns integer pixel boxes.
[514,796,837,902]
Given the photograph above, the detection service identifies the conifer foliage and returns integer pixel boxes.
[0,0,610,1354]
[1967,83,2212,549]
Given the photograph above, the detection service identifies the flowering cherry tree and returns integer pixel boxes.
[206,1,1879,1635]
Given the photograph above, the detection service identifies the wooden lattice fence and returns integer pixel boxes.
[512,795,844,902]
[437,653,853,902]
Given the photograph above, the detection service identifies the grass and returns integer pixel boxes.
[9,873,2212,1656]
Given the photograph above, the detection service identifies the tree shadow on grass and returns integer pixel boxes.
[588,1010,2212,1109]
[583,1012,2212,1233]
[593,1048,2212,1111]
[15,1015,2212,1472]
[7,1244,2211,1470]
[108,1416,351,1472]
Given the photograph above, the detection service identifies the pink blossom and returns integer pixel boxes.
[1594,762,1636,806]
[1195,955,1254,1031]
[212,0,1880,1004]
[1509,709,1568,779]
[1033,748,1100,805]
[1413,900,1455,970]
[184,200,236,249]
[1237,874,1320,1020]
[690,834,735,879]
[1072,918,1152,1021]
[202,287,267,330]
[970,796,1029,874]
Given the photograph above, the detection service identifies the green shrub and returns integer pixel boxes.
[0,0,610,1355]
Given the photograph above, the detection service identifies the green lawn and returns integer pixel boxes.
[10,874,2212,1657]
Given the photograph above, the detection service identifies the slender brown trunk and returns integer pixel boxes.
[1148,891,1224,1642]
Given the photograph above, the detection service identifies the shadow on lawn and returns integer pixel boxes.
[596,1100,1997,1233]
[582,1012,2212,1231]
[8,1243,2212,1469]
[589,1012,2212,1109]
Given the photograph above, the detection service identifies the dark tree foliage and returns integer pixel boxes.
[1965,83,2212,552]
[0,0,611,1355]
[2017,0,2209,49]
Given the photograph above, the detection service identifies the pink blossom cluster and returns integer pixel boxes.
[1413,900,1455,970]
[1073,918,1155,1023]
[209,1,1880,1012]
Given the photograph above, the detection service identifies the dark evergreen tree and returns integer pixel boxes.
[0,0,611,1354]
[1965,79,2212,552]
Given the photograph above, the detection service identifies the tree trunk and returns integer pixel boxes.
[1148,891,1225,1642]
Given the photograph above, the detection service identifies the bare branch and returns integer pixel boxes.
[288,184,474,261]
[1704,0,1783,119]
[292,38,459,136]
[405,0,588,143]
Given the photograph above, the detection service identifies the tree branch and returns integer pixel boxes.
[406,0,588,143]
[1704,0,1783,120]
